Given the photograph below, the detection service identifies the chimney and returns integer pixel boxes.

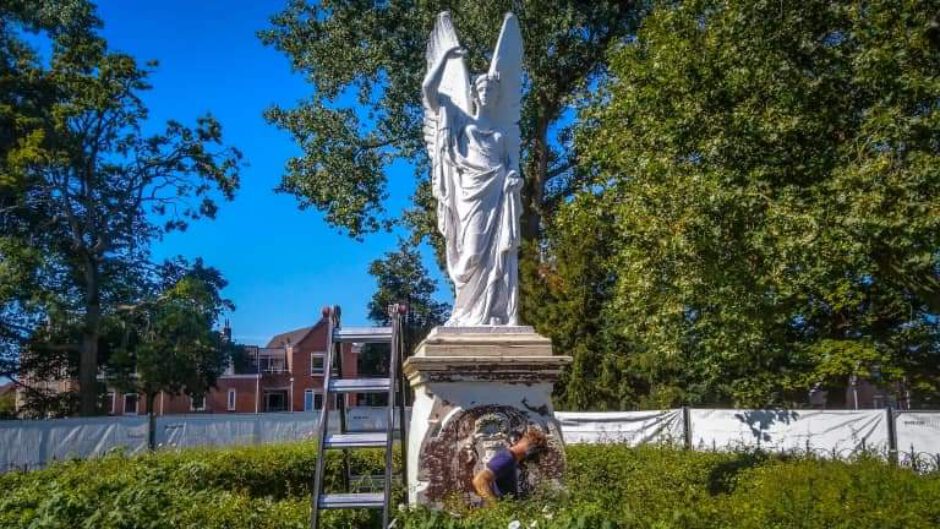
[285,339,294,373]
[222,319,232,343]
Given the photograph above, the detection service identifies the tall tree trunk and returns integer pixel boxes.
[522,118,549,243]
[78,260,100,416]
[518,118,550,326]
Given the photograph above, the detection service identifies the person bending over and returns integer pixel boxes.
[471,427,547,504]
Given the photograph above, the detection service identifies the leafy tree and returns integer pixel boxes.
[259,1,643,256]
[569,0,940,407]
[0,0,100,411]
[524,193,640,410]
[360,241,448,381]
[1,6,242,415]
[1,0,99,189]
[106,259,234,417]
[367,241,449,335]
[0,388,15,419]
[11,313,83,417]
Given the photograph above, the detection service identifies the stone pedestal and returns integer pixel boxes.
[403,326,571,506]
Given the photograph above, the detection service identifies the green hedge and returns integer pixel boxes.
[0,444,384,529]
[1,443,938,529]
[400,445,940,529]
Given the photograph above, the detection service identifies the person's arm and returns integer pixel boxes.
[472,468,498,505]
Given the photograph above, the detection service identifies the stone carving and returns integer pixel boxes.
[404,327,572,506]
[416,404,565,505]
[422,12,524,326]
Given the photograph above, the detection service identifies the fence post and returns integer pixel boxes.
[682,406,692,450]
[148,413,156,451]
[38,421,49,469]
[885,406,898,466]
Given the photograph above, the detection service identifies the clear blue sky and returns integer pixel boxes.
[91,0,448,344]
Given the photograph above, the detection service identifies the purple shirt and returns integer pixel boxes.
[485,448,518,498]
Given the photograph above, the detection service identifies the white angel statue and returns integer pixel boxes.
[423,11,524,327]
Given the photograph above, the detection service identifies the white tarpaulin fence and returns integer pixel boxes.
[688,409,889,456]
[555,410,684,445]
[894,411,940,472]
[2,408,939,472]
[0,416,149,470]
[156,408,406,448]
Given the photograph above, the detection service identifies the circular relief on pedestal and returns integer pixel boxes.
[416,404,565,505]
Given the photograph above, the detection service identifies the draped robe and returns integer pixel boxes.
[431,101,522,326]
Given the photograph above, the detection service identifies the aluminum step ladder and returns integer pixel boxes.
[310,304,408,529]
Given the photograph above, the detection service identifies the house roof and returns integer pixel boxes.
[265,319,325,348]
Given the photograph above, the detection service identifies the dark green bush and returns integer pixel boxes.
[1,442,938,529]
[0,443,384,529]
[717,456,940,529]
[399,445,940,529]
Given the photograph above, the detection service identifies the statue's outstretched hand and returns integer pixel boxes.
[506,171,523,192]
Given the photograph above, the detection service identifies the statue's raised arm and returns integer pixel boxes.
[423,12,472,239]
[423,12,525,327]
[422,12,472,140]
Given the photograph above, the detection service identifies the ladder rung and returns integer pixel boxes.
[329,378,390,393]
[334,327,393,343]
[324,432,388,449]
[349,474,403,487]
[319,492,384,509]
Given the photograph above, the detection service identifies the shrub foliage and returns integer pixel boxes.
[1,442,939,528]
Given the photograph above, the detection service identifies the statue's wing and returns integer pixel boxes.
[489,13,523,173]
[423,11,472,159]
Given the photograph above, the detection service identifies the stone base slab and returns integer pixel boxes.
[404,356,569,386]
[414,326,553,358]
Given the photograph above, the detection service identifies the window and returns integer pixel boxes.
[311,352,337,375]
[259,356,286,373]
[123,394,138,415]
[191,394,206,412]
[264,391,287,412]
[103,392,116,415]
[311,353,325,374]
[357,393,388,407]
[310,393,341,410]
[227,389,237,411]
[304,389,315,411]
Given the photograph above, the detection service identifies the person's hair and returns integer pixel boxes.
[521,426,547,448]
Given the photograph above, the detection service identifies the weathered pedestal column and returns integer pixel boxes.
[403,326,571,506]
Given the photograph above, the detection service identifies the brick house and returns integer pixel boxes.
[249,318,360,414]
[48,316,360,417]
